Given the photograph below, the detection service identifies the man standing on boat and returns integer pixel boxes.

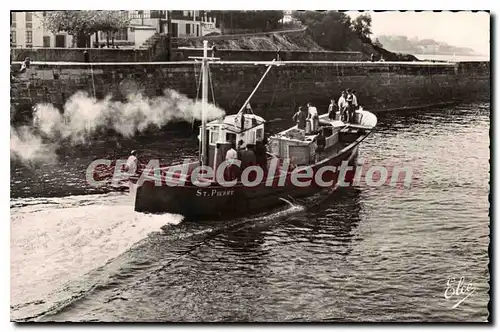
[293,106,307,130]
[338,91,348,122]
[239,144,257,179]
[346,90,356,124]
[351,89,359,109]
[255,140,268,174]
[328,99,338,120]
[225,141,239,180]
[314,130,326,162]
[307,102,319,133]
[125,150,139,174]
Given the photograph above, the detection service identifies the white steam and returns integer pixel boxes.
[11,89,225,165]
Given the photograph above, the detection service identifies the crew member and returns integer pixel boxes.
[125,150,139,174]
[225,141,239,180]
[314,130,326,162]
[346,90,355,123]
[239,144,257,180]
[307,102,319,133]
[351,90,359,109]
[328,99,338,120]
[255,140,268,174]
[338,91,348,122]
[292,106,307,130]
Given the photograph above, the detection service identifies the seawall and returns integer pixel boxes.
[10,61,490,122]
[11,47,365,62]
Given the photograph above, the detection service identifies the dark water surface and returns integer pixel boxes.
[10,102,490,322]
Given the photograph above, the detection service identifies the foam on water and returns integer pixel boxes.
[11,193,183,320]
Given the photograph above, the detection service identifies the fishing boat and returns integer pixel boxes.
[130,41,377,219]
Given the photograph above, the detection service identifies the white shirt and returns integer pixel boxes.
[308,106,318,118]
[338,96,347,109]
[352,94,358,106]
[125,155,138,173]
[225,148,237,163]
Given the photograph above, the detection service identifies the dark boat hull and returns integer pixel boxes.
[134,130,370,220]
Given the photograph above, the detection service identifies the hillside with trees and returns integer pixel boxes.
[208,11,285,34]
[179,11,416,61]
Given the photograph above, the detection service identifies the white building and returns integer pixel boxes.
[279,10,294,24]
[10,10,219,49]
[11,11,74,48]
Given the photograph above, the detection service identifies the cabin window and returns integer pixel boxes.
[226,133,236,143]
[249,130,256,144]
[256,128,263,141]
[210,130,219,144]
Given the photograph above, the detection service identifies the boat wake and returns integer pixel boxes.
[10,193,184,321]
[11,189,320,322]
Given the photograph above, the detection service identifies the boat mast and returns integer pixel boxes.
[201,40,209,166]
[188,41,219,166]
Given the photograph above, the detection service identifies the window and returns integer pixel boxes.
[26,22,32,29]
[11,31,16,45]
[249,130,256,144]
[256,128,264,141]
[43,36,50,47]
[196,25,199,36]
[25,31,32,44]
[25,12,32,21]
[55,34,65,47]
[11,12,16,27]
[150,10,165,19]
[130,10,149,19]
[210,130,219,144]
[115,28,128,40]
[101,28,128,41]
[226,133,236,143]
[171,22,178,37]
[186,23,190,34]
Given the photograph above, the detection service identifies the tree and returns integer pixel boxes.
[42,10,130,47]
[208,11,283,33]
[352,14,372,42]
[293,11,355,51]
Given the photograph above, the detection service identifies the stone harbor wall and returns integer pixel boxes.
[10,60,490,122]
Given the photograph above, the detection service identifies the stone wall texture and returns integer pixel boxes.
[10,61,490,122]
[11,47,365,62]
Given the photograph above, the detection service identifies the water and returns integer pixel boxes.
[10,102,490,322]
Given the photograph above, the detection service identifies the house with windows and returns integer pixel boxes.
[10,11,74,48]
[10,10,219,49]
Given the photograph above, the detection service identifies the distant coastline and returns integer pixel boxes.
[413,53,490,62]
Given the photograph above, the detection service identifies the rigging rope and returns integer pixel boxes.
[192,61,203,130]
[208,64,216,107]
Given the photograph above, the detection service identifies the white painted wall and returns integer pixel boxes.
[133,28,156,48]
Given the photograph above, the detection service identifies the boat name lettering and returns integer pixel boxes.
[196,189,235,197]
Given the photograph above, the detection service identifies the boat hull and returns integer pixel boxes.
[133,131,367,220]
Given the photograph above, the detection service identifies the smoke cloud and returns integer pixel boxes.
[10,89,225,166]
